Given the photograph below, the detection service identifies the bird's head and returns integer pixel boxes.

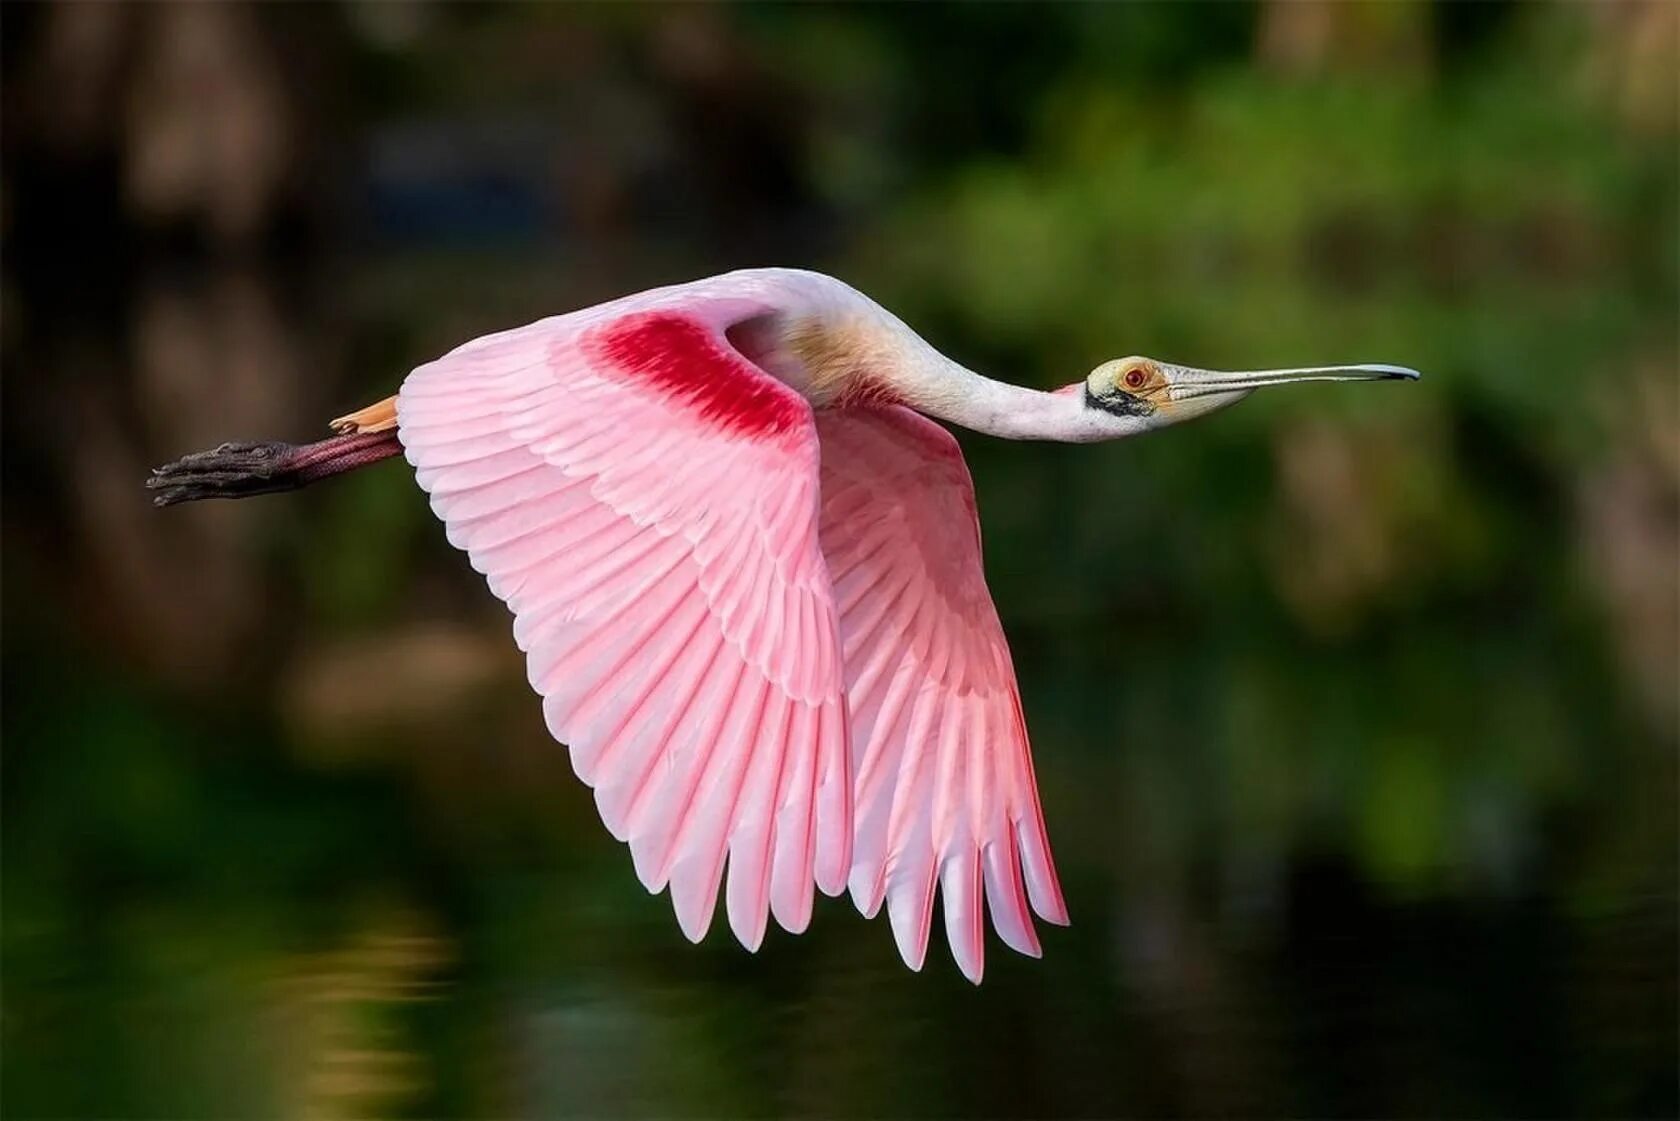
[1083,355,1420,431]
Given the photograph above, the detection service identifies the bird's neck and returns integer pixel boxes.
[891,351,1148,444]
[772,305,1147,442]
[905,363,1074,442]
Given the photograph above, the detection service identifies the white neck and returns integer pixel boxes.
[763,286,1151,443]
[899,352,1150,444]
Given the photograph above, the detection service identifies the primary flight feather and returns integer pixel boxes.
[150,267,1417,982]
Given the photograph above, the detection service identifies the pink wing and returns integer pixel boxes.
[396,299,852,951]
[816,406,1068,983]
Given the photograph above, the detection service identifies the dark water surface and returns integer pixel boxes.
[5,608,1674,1118]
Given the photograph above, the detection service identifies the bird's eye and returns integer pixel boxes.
[1123,367,1147,390]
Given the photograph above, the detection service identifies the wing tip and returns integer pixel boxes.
[994,915,1045,959]
[816,861,849,899]
[730,915,767,953]
[887,880,935,974]
[848,866,886,919]
[939,851,986,986]
[670,860,724,945]
[1033,884,1071,927]
[772,900,813,936]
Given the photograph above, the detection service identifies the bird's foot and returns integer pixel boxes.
[148,430,403,507]
[148,441,304,506]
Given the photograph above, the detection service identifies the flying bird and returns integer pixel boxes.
[150,268,1417,982]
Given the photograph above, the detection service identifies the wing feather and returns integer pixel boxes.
[400,281,1066,980]
[398,299,851,951]
[816,406,1067,983]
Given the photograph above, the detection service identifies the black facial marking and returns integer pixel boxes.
[1084,383,1156,418]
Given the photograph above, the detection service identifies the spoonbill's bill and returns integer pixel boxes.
[150,268,1418,982]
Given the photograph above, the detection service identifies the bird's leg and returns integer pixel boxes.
[330,395,398,435]
[147,428,403,507]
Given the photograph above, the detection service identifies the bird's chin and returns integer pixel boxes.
[1155,388,1254,426]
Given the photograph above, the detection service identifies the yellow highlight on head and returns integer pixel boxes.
[1086,357,1168,413]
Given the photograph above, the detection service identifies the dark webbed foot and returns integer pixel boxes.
[149,441,305,506]
[148,431,403,507]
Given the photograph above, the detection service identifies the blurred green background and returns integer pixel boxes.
[3,2,1676,1117]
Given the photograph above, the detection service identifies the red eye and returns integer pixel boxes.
[1123,368,1147,389]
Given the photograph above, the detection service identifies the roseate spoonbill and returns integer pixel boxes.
[150,268,1417,982]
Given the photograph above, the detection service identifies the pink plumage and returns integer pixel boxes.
[815,407,1066,978]
[396,270,1066,981]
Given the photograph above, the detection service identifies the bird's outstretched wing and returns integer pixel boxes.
[397,300,852,950]
[815,406,1068,983]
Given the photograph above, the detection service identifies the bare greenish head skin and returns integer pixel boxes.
[1084,355,1421,428]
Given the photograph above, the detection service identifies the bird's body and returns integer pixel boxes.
[151,267,1417,982]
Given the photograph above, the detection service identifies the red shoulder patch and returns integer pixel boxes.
[583,311,806,440]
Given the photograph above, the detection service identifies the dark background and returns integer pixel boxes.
[3,3,1676,1117]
